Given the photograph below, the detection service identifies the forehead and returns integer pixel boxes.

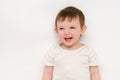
[57,17,80,25]
[57,15,79,22]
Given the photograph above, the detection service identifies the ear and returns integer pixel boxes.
[81,25,87,34]
[54,27,58,33]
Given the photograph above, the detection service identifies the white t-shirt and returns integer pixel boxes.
[44,44,99,80]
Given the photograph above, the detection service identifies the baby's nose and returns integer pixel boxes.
[64,29,70,35]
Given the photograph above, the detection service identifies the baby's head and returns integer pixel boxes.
[54,6,86,48]
[55,6,85,30]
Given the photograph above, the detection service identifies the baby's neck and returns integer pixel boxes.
[60,43,84,51]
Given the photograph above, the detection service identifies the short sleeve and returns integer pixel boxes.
[43,48,54,66]
[89,48,99,66]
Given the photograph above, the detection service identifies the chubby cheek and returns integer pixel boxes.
[73,32,81,39]
[57,32,64,40]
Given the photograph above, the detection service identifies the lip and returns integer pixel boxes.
[64,37,73,42]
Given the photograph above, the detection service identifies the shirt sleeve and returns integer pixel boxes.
[89,48,99,66]
[43,48,54,66]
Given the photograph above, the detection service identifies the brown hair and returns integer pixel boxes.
[55,6,85,29]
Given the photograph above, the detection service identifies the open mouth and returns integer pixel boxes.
[64,37,73,42]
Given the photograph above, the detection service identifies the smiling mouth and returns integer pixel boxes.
[64,37,73,42]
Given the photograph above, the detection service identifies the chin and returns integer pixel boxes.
[63,43,74,47]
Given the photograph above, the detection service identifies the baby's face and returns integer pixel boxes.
[56,17,85,48]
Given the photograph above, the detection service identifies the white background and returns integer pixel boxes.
[0,0,120,80]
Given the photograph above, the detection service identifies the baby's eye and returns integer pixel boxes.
[70,27,76,29]
[59,27,64,30]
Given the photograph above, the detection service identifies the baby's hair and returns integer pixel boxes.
[55,6,85,29]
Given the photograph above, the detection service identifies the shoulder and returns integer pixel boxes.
[83,44,97,55]
[45,45,60,56]
[83,44,95,51]
[46,45,59,52]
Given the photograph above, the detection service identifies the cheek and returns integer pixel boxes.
[73,31,81,37]
[57,32,64,38]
